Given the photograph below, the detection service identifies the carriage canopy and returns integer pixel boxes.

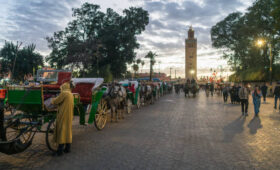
[119,80,139,89]
[72,78,104,91]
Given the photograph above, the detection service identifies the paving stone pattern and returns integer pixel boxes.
[1,92,280,170]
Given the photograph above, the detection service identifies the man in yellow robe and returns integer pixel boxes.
[51,82,74,156]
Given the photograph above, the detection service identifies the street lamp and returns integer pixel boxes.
[256,38,273,85]
[190,70,195,78]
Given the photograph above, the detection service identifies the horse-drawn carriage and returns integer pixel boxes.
[152,82,161,100]
[184,82,199,97]
[119,80,141,111]
[138,81,158,105]
[0,70,109,155]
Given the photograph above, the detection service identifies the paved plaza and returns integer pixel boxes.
[1,92,280,169]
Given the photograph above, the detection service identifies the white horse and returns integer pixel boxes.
[107,84,127,122]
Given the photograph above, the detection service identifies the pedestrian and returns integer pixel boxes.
[222,85,229,103]
[273,82,280,109]
[238,83,250,116]
[210,83,214,96]
[191,78,196,84]
[205,83,210,97]
[230,86,234,104]
[236,84,242,104]
[260,83,268,103]
[51,82,74,156]
[252,85,262,117]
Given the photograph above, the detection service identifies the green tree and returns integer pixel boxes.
[46,3,149,78]
[272,0,280,30]
[0,42,44,81]
[141,60,145,73]
[132,63,139,78]
[211,0,280,81]
[145,51,157,81]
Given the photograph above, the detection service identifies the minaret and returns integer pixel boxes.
[185,26,197,80]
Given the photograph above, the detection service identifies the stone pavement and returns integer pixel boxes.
[1,92,280,170]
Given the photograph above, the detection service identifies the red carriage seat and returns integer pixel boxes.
[43,72,72,90]
[72,83,95,104]
[0,89,6,99]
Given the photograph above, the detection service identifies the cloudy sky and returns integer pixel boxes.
[0,0,254,78]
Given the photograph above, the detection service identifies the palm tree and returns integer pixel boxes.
[136,59,141,65]
[141,60,145,73]
[145,51,157,81]
[132,64,139,79]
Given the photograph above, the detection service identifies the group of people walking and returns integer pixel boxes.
[220,83,271,117]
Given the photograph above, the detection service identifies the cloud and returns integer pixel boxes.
[139,0,254,77]
[1,0,79,53]
[0,0,254,77]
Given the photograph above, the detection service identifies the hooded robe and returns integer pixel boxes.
[51,82,74,144]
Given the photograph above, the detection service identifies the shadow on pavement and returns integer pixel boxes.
[0,144,53,169]
[222,115,246,143]
[247,116,262,135]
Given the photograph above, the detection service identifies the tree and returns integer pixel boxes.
[272,0,280,30]
[0,42,44,81]
[131,59,142,78]
[145,51,157,81]
[132,64,139,79]
[211,0,280,81]
[141,60,145,73]
[46,3,149,78]
[136,59,142,65]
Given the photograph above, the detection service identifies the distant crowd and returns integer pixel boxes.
[205,82,280,117]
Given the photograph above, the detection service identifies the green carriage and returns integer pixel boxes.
[119,80,141,113]
[151,82,161,100]
[0,70,109,155]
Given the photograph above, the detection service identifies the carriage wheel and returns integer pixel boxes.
[136,95,141,109]
[94,99,109,131]
[46,119,57,152]
[4,114,35,145]
[126,99,132,114]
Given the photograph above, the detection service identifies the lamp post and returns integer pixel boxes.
[256,39,273,85]
[170,67,172,80]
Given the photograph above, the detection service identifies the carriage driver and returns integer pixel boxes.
[51,82,74,156]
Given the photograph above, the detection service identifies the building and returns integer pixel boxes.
[137,73,171,81]
[185,26,197,80]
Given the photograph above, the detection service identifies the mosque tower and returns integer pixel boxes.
[185,26,197,80]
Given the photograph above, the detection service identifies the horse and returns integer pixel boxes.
[140,84,153,105]
[106,83,127,122]
[190,83,198,97]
